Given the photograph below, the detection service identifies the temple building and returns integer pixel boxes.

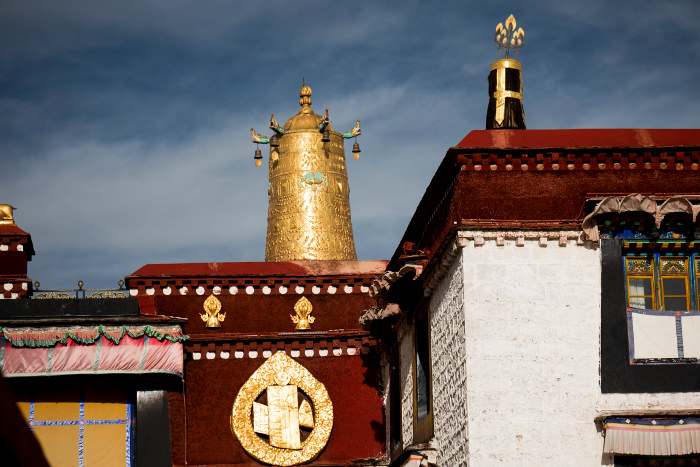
[365,15,700,467]
[3,13,700,467]
[1,86,389,467]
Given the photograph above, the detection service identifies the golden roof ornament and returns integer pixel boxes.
[487,14,526,130]
[494,14,524,59]
[250,84,363,261]
[0,204,16,225]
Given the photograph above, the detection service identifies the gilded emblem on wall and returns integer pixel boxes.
[231,351,333,466]
[201,294,226,328]
[291,297,315,330]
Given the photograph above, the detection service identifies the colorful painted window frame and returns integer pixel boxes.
[18,389,134,467]
[624,254,699,311]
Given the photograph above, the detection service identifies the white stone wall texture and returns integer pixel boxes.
[430,253,469,465]
[452,236,700,466]
[399,326,415,448]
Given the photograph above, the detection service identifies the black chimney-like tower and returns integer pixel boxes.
[486,58,526,130]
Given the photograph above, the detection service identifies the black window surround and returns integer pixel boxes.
[601,239,700,393]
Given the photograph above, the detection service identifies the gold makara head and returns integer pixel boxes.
[290,296,315,330]
[201,294,226,328]
[494,14,524,58]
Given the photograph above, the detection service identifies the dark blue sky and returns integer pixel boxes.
[2,0,699,289]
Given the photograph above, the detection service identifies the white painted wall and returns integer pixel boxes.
[430,254,469,464]
[399,326,415,449]
[448,235,700,466]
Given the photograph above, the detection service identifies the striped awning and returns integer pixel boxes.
[604,417,700,456]
[0,325,187,377]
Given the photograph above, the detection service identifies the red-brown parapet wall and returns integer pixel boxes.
[388,129,700,269]
[129,260,387,280]
[457,128,700,150]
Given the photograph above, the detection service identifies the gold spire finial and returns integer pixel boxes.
[494,14,525,59]
[487,14,526,129]
[299,84,312,113]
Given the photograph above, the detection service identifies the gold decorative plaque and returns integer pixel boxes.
[291,297,315,330]
[231,351,333,466]
[201,294,226,328]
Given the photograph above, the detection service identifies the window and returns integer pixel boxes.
[389,346,402,452]
[413,309,433,443]
[15,380,134,467]
[624,253,699,311]
[624,249,700,364]
[414,319,430,421]
[601,239,700,393]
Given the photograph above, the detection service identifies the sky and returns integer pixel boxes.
[2,0,699,290]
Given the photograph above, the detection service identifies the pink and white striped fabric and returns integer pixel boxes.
[0,325,185,377]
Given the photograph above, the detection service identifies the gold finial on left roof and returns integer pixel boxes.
[0,204,16,225]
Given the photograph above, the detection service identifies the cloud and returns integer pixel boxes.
[3,0,700,289]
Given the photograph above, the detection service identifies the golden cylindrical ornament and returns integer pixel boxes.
[265,88,357,261]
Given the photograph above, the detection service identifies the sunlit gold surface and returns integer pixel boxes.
[494,14,525,59]
[490,58,521,71]
[200,294,226,328]
[265,86,357,261]
[491,58,524,126]
[291,296,315,330]
[231,351,333,466]
[0,204,15,225]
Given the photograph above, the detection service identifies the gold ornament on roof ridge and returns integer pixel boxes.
[201,294,225,328]
[231,351,333,466]
[494,14,525,58]
[291,296,315,330]
[0,204,16,225]
[253,83,361,261]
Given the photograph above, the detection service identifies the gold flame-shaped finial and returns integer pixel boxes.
[494,14,525,59]
[201,294,226,328]
[291,296,315,330]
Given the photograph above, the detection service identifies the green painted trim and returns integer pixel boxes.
[0,325,189,348]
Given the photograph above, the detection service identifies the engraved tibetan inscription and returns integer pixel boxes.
[251,382,316,450]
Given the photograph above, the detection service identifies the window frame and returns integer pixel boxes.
[623,251,699,311]
[601,239,700,393]
[412,307,433,443]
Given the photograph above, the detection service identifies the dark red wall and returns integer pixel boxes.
[168,352,385,466]
[456,169,700,221]
[131,268,388,466]
[151,293,376,336]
